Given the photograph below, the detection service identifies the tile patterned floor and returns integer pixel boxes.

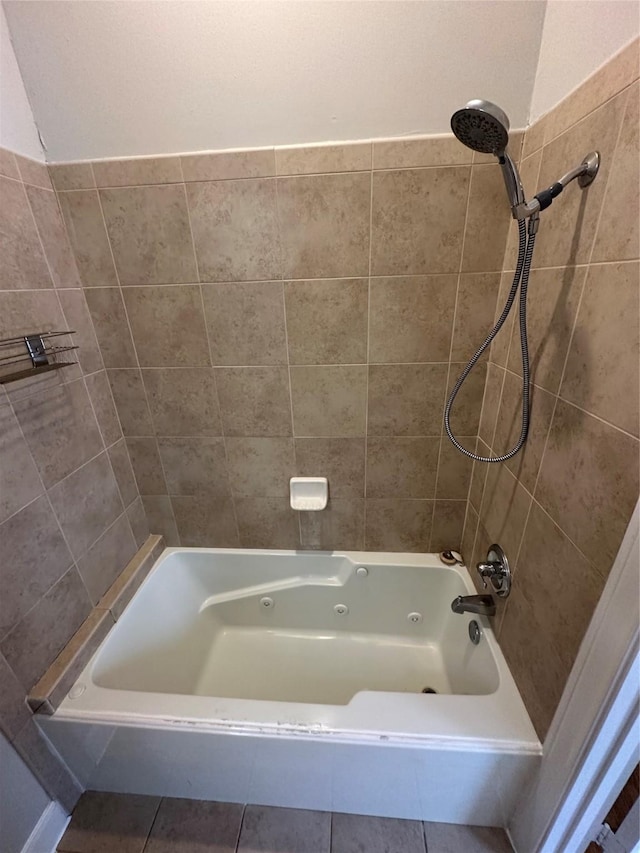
[57,791,514,852]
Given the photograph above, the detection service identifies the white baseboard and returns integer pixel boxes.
[22,801,69,853]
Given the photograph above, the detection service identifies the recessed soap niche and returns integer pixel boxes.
[290,477,329,511]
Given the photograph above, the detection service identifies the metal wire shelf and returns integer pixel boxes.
[0,331,78,385]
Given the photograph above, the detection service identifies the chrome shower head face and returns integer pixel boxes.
[450,99,510,155]
[451,99,525,214]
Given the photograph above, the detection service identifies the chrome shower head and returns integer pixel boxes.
[450,99,510,155]
[451,99,525,214]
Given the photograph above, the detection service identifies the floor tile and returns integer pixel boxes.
[144,798,243,853]
[58,790,160,853]
[56,793,512,853]
[331,812,426,853]
[423,822,512,853]
[238,805,330,853]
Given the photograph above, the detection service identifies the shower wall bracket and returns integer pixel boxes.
[514,150,600,221]
[0,331,78,385]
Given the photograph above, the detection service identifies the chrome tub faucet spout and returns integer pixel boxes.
[451,594,496,617]
[450,544,512,618]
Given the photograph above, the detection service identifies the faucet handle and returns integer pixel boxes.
[476,545,512,599]
[476,561,494,589]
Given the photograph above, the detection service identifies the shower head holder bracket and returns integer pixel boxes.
[513,151,600,221]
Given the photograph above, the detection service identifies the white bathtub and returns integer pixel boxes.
[38,548,541,826]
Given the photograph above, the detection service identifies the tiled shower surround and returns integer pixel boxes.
[464,40,639,737]
[0,152,147,807]
[0,37,637,815]
[51,134,516,553]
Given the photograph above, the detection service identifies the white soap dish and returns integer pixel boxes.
[290,477,328,511]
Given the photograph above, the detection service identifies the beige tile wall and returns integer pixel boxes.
[0,148,147,808]
[1,36,636,794]
[51,136,519,552]
[464,38,639,740]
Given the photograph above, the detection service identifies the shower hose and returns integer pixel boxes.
[444,217,537,462]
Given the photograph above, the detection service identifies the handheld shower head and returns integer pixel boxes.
[446,101,601,467]
[450,99,510,155]
[451,99,525,214]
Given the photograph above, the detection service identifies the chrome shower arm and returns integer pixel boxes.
[558,162,591,187]
[558,151,600,188]
[512,151,600,221]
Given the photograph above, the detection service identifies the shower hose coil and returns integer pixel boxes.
[444,218,537,463]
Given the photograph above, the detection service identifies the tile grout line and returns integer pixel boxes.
[0,487,45,531]
[363,158,374,548]
[488,452,617,589]
[485,126,543,638]
[80,374,138,558]
[235,802,248,852]
[12,713,83,806]
[469,434,492,589]
[282,290,301,548]
[485,436,618,583]
[97,371,128,455]
[274,172,302,549]
[464,463,481,568]
[431,159,474,551]
[557,83,631,386]
[507,473,532,591]
[20,171,57,291]
[24,438,108,494]
[0,556,89,653]
[183,178,242,547]
[3,402,134,524]
[522,65,638,159]
[113,432,470,443]
[19,163,100,477]
[1,171,57,192]
[8,257,636,293]
[528,486,615,584]
[176,156,187,186]
[82,371,115,454]
[69,508,138,602]
[500,363,640,442]
[2,399,97,644]
[92,359,491,369]
[328,810,334,853]
[457,271,504,544]
[515,85,634,599]
[528,84,630,512]
[0,148,18,182]
[540,71,639,152]
[95,182,177,542]
[140,795,163,853]
[49,162,479,192]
